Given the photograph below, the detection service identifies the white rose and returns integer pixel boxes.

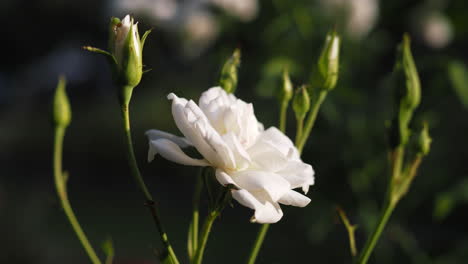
[112,15,141,67]
[146,87,314,223]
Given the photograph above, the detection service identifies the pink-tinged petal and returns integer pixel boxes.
[231,189,283,223]
[230,170,290,202]
[145,129,192,148]
[148,138,209,166]
[278,190,311,207]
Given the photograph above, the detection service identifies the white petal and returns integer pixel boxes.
[145,129,192,148]
[247,138,289,172]
[222,132,251,170]
[231,189,283,223]
[276,161,315,194]
[121,15,131,26]
[230,170,290,202]
[278,190,311,207]
[148,138,209,166]
[252,201,283,224]
[168,93,235,168]
[215,169,239,188]
[253,127,299,159]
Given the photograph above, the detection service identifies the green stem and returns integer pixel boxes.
[295,117,304,147]
[246,223,270,264]
[337,207,358,257]
[193,210,219,264]
[296,91,327,153]
[188,172,204,260]
[120,103,180,264]
[356,201,396,264]
[357,146,404,264]
[279,102,288,132]
[53,126,102,264]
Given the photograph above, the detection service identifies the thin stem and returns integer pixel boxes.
[53,126,102,264]
[337,207,358,257]
[246,223,270,264]
[357,146,404,264]
[296,91,327,153]
[120,103,180,264]
[295,117,304,147]
[193,210,219,264]
[279,102,288,132]
[121,103,153,201]
[188,171,204,260]
[356,201,395,264]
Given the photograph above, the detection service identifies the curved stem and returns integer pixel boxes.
[357,201,395,264]
[246,223,270,264]
[193,210,219,264]
[53,126,102,264]
[120,103,180,264]
[296,91,327,153]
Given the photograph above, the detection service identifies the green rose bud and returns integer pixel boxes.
[110,15,143,88]
[53,76,71,127]
[293,85,311,121]
[390,34,421,147]
[219,49,241,94]
[277,68,293,105]
[311,30,340,91]
[84,14,151,105]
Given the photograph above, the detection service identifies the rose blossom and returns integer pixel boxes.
[146,87,314,223]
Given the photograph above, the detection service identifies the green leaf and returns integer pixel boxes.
[448,60,468,109]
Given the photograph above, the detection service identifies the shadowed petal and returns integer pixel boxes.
[148,138,209,166]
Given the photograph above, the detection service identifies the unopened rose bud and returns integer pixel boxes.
[84,14,151,105]
[394,34,421,111]
[219,48,241,94]
[109,15,143,88]
[293,85,310,120]
[312,30,340,91]
[277,68,293,105]
[390,34,421,147]
[53,76,71,127]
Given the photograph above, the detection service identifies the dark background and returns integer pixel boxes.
[1,0,468,263]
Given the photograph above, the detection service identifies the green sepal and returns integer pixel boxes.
[82,46,117,69]
[141,29,152,52]
[108,17,121,55]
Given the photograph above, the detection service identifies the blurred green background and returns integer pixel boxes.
[1,0,468,263]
